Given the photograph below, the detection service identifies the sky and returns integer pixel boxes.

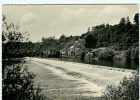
[2,5,139,42]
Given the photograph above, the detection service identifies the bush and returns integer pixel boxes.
[97,48,114,60]
[3,63,46,100]
[103,73,139,100]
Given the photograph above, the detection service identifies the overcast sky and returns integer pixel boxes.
[3,5,138,42]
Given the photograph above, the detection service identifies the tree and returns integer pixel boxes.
[59,34,66,42]
[2,16,26,43]
[119,17,126,25]
[2,16,46,100]
[2,15,29,58]
[126,16,132,29]
[134,13,139,25]
[87,27,91,32]
[85,34,97,48]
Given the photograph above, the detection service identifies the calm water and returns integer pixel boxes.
[3,57,138,70]
[58,57,138,70]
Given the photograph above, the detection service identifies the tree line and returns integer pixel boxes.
[2,13,139,68]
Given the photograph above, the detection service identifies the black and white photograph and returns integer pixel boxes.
[2,4,139,100]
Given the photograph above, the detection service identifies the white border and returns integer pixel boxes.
[0,1,139,100]
[0,4,2,100]
[0,0,140,4]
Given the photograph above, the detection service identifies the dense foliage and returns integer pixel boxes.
[2,16,46,100]
[3,63,46,100]
[83,14,139,50]
[103,73,139,100]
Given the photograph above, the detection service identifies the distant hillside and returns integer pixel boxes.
[3,13,139,69]
[81,13,139,50]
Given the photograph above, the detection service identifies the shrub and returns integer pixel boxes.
[3,63,46,100]
[98,48,114,60]
[103,73,139,100]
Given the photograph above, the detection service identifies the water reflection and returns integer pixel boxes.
[59,57,138,70]
[91,59,138,69]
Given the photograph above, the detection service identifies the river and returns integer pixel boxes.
[24,57,135,99]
